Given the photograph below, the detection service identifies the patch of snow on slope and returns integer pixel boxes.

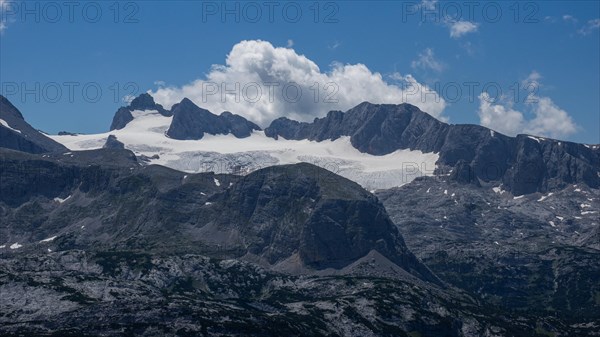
[10,243,22,249]
[39,236,57,243]
[54,195,71,203]
[527,136,543,143]
[49,110,440,190]
[492,187,505,195]
[537,193,553,202]
[0,119,22,133]
[214,178,220,187]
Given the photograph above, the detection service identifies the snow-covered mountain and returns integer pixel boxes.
[46,93,599,195]
[49,103,439,191]
[1,94,599,337]
[2,93,598,194]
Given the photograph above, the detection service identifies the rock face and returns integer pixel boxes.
[1,148,588,337]
[0,95,69,154]
[377,177,600,323]
[1,251,561,337]
[0,150,431,280]
[200,163,438,282]
[103,134,125,149]
[166,98,261,139]
[265,102,600,195]
[2,95,599,336]
[109,93,171,130]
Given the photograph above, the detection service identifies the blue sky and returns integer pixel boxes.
[1,0,599,143]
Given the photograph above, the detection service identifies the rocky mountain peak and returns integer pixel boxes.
[110,93,171,130]
[0,95,24,120]
[0,96,68,154]
[166,98,261,140]
[207,163,439,283]
[129,93,166,112]
[264,101,600,194]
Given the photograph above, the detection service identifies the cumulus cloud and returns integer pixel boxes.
[478,93,525,136]
[411,48,444,72]
[448,20,479,38]
[525,96,578,137]
[150,40,447,126]
[478,72,577,139]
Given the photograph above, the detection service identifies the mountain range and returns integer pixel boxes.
[0,93,599,336]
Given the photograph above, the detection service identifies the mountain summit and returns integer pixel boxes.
[265,102,600,195]
[166,98,261,139]
[110,93,171,130]
[0,95,68,153]
[5,94,598,195]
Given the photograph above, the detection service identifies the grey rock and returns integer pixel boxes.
[0,95,69,154]
[103,134,125,150]
[265,102,600,194]
[377,177,600,322]
[166,98,260,140]
[109,93,171,130]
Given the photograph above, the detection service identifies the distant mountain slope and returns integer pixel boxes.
[0,149,436,283]
[110,93,171,130]
[6,93,598,195]
[110,94,261,139]
[166,98,261,139]
[49,96,439,191]
[0,95,68,154]
[0,148,596,337]
[265,102,600,195]
[377,176,600,322]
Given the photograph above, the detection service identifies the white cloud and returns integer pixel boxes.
[419,0,437,10]
[123,95,136,104]
[411,48,444,72]
[578,18,600,35]
[328,40,341,50]
[478,72,577,139]
[478,93,525,136]
[150,40,447,126]
[286,39,294,47]
[524,96,577,137]
[448,20,479,38]
[521,70,542,91]
[562,14,578,23]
